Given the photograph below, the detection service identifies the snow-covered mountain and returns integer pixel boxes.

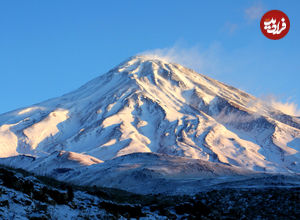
[0,55,299,193]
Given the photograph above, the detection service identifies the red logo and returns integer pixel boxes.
[260,10,290,40]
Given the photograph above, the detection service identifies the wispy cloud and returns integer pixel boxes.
[269,98,300,117]
[248,95,300,117]
[220,2,265,36]
[216,109,258,124]
[140,42,226,75]
[245,2,265,22]
[221,22,238,35]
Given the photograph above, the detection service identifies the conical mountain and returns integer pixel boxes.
[0,55,299,174]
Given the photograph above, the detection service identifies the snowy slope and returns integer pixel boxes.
[1,152,299,195]
[0,152,254,194]
[0,55,299,186]
[0,151,103,176]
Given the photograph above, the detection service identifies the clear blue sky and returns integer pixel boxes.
[0,0,299,114]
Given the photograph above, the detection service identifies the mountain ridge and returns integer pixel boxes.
[0,55,299,193]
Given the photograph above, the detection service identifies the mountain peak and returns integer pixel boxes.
[116,54,179,74]
[129,54,174,63]
[0,54,299,174]
[112,54,200,90]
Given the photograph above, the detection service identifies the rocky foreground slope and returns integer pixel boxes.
[0,166,299,219]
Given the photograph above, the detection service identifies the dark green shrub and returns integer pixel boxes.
[99,201,146,218]
[32,189,49,203]
[0,200,9,208]
[23,180,34,195]
[67,185,74,202]
[47,188,68,205]
[0,168,19,189]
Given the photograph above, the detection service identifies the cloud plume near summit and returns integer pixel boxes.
[269,98,300,117]
[139,44,223,75]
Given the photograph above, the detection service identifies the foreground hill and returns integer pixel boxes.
[0,165,299,219]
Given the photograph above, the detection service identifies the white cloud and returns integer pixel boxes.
[216,109,258,124]
[245,2,264,21]
[269,98,300,117]
[249,95,300,117]
[246,95,300,117]
[221,22,238,35]
[139,42,225,75]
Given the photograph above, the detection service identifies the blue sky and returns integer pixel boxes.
[0,0,299,115]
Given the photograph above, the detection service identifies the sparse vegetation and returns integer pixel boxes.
[0,165,299,219]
